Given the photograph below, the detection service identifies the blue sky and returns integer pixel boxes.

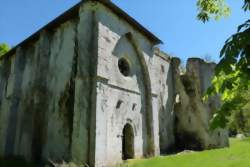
[0,0,248,62]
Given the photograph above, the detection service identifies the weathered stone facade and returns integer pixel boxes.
[172,58,229,151]
[0,0,228,167]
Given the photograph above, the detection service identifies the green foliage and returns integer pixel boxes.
[229,110,247,134]
[196,0,230,22]
[203,54,215,63]
[205,20,250,129]
[196,0,250,22]
[228,91,250,135]
[0,43,10,57]
[199,0,250,129]
[126,138,250,167]
[243,0,250,11]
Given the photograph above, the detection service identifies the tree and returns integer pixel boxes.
[0,43,10,57]
[229,109,247,135]
[228,91,250,135]
[197,0,231,22]
[197,0,250,128]
[203,54,215,63]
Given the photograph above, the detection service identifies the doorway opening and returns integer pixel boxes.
[122,123,135,160]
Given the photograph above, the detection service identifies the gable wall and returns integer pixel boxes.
[93,2,175,166]
[0,20,78,161]
[0,2,99,165]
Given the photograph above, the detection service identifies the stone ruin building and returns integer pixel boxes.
[0,0,229,166]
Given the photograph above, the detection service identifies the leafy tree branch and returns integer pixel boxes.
[0,43,10,58]
[199,0,250,128]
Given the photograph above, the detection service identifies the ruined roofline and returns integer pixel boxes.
[153,50,217,67]
[171,57,217,76]
[172,57,217,66]
[154,48,171,62]
[1,0,162,60]
[187,57,217,66]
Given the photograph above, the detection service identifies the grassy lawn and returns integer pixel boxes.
[0,138,249,167]
[126,138,250,167]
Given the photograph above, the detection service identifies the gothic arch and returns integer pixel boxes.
[122,123,135,160]
[114,32,155,156]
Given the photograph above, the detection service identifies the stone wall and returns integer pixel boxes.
[0,1,229,167]
[172,58,229,151]
[153,50,175,154]
[0,1,173,166]
[0,21,77,161]
[94,3,162,166]
[0,2,98,165]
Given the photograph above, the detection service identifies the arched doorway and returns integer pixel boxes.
[113,33,155,156]
[122,123,135,160]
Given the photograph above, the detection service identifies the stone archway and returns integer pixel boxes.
[122,123,135,160]
[117,33,155,156]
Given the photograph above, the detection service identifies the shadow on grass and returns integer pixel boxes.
[0,156,37,167]
[0,157,90,167]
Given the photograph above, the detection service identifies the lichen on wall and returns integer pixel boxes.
[0,2,98,164]
[172,57,229,151]
[94,2,161,166]
[152,49,175,154]
[0,1,231,167]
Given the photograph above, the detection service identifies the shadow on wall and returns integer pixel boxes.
[159,59,176,155]
[171,57,229,152]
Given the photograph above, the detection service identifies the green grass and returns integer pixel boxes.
[1,138,249,167]
[126,138,250,167]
